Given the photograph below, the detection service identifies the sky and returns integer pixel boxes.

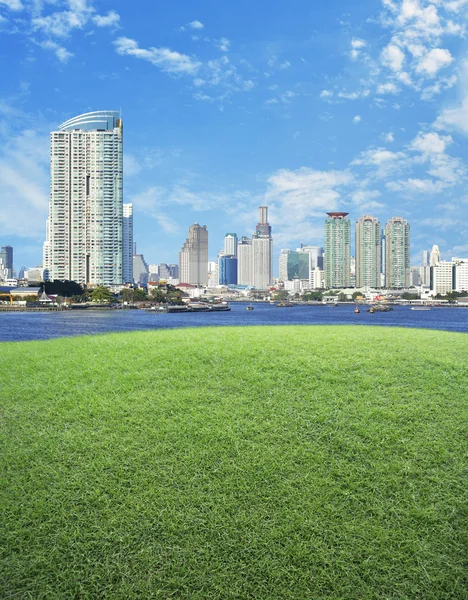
[1,0,468,273]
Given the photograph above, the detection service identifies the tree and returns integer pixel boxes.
[44,280,84,297]
[338,293,347,302]
[133,288,148,302]
[273,290,289,301]
[120,288,134,303]
[89,286,115,303]
[352,291,363,301]
[150,288,166,303]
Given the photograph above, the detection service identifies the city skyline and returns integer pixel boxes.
[1,1,468,271]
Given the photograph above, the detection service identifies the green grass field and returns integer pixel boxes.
[1,326,467,599]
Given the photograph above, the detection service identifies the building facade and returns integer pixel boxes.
[385,217,410,289]
[179,223,208,285]
[123,203,133,284]
[224,233,238,258]
[237,237,252,286]
[219,255,238,285]
[355,215,381,288]
[43,111,124,285]
[0,246,13,277]
[252,206,272,289]
[324,212,351,288]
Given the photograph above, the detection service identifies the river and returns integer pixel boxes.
[1,303,467,342]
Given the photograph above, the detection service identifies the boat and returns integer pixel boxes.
[187,303,210,312]
[277,302,294,307]
[246,304,254,310]
[354,307,360,314]
[209,303,231,311]
[411,306,431,311]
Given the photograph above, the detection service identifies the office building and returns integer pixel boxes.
[430,245,441,266]
[252,206,272,289]
[278,249,309,281]
[123,203,133,284]
[237,237,252,286]
[179,223,208,285]
[219,255,238,285]
[297,245,324,270]
[43,111,123,285]
[430,261,454,296]
[453,258,468,293]
[133,254,149,286]
[324,212,351,288]
[0,246,13,277]
[355,215,381,288]
[385,217,410,289]
[420,249,431,286]
[224,233,238,258]
[411,266,421,286]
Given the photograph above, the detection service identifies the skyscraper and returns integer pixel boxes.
[252,206,272,289]
[237,237,252,286]
[43,111,123,285]
[219,255,238,285]
[385,217,410,288]
[355,215,381,288]
[324,212,351,288]
[0,246,13,277]
[430,245,441,266]
[224,233,238,258]
[123,203,133,284]
[179,223,208,285]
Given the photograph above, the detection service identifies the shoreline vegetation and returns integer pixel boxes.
[1,326,467,598]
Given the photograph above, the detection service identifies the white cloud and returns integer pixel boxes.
[353,115,361,124]
[436,99,468,135]
[36,39,73,63]
[410,132,452,154]
[0,0,23,10]
[377,82,400,94]
[381,44,405,72]
[114,37,201,75]
[32,0,95,38]
[93,10,120,28]
[320,90,333,99]
[383,132,395,142]
[216,37,230,52]
[386,178,447,194]
[188,20,204,30]
[416,48,453,76]
[351,38,366,49]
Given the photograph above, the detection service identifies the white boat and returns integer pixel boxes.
[411,307,431,311]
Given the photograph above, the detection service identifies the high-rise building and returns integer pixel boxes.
[430,261,454,296]
[430,245,441,266]
[219,255,238,285]
[0,246,13,277]
[237,237,252,286]
[324,212,351,288]
[252,206,272,289]
[224,233,238,258]
[453,258,468,292]
[278,250,309,281]
[179,223,208,285]
[420,249,431,286]
[355,215,381,288]
[133,254,149,286]
[385,217,410,288]
[123,203,133,284]
[297,245,324,270]
[43,111,123,285]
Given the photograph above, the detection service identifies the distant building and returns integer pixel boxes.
[324,212,351,288]
[385,217,410,289]
[0,246,13,277]
[251,206,272,289]
[430,261,454,296]
[179,223,208,285]
[430,245,441,266]
[278,250,309,281]
[355,215,381,288]
[133,254,149,286]
[123,203,133,284]
[237,237,252,286]
[224,233,238,258]
[411,266,421,286]
[159,263,179,280]
[219,255,238,285]
[420,249,431,286]
[453,258,468,293]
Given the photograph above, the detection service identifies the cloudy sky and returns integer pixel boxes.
[1,0,468,272]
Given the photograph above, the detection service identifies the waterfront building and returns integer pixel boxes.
[453,258,468,293]
[219,255,238,285]
[123,203,133,284]
[355,215,381,288]
[385,217,410,289]
[224,233,238,258]
[252,206,272,289]
[179,223,208,285]
[311,266,325,289]
[133,254,149,286]
[237,237,252,286]
[324,212,351,288]
[420,249,431,286]
[43,111,124,285]
[278,250,309,281]
[0,246,13,278]
[0,257,8,282]
[381,229,386,282]
[430,261,454,296]
[430,245,441,266]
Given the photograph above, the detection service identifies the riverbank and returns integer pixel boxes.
[1,326,466,598]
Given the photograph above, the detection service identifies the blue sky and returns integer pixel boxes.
[1,0,468,273]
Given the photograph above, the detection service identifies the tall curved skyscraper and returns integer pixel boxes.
[43,111,124,286]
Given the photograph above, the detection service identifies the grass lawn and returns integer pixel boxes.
[1,325,467,599]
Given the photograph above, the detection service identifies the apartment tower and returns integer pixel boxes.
[237,237,253,286]
[324,212,351,288]
[385,217,410,288]
[123,203,133,284]
[252,206,272,289]
[179,223,208,286]
[43,111,123,285]
[355,215,381,288]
